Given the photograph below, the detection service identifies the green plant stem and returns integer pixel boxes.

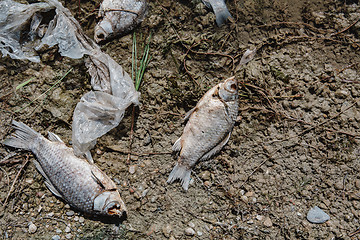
[14,68,73,113]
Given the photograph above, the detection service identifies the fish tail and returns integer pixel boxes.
[167,163,191,191]
[3,120,40,150]
[205,0,233,26]
[214,7,232,27]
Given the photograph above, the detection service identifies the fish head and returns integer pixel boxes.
[94,1,148,43]
[219,76,238,102]
[94,19,114,43]
[93,191,127,218]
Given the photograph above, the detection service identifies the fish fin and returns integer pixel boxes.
[91,170,106,189]
[172,137,182,152]
[200,132,231,161]
[47,131,64,143]
[85,151,94,164]
[184,107,197,121]
[167,163,191,191]
[214,7,233,27]
[203,0,233,26]
[33,160,63,198]
[44,180,63,198]
[91,167,117,190]
[33,160,50,181]
[3,120,40,150]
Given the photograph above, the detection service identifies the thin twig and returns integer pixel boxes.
[3,155,29,208]
[240,158,268,188]
[183,41,201,86]
[126,106,136,164]
[107,147,171,156]
[258,21,326,34]
[331,17,360,37]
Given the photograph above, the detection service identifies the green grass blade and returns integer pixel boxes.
[14,68,73,113]
[15,77,35,91]
[131,32,136,81]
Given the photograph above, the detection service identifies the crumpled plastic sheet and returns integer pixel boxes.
[0,0,140,162]
[0,0,53,62]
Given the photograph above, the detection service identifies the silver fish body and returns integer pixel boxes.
[4,121,126,218]
[167,77,238,190]
[94,0,147,42]
[202,0,233,26]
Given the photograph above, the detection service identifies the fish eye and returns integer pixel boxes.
[230,83,237,90]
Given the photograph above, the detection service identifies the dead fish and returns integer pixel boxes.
[167,77,238,190]
[4,120,126,218]
[94,0,148,42]
[202,0,233,26]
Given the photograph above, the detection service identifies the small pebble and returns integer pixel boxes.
[162,224,172,237]
[307,206,330,224]
[66,210,75,216]
[355,179,360,189]
[25,178,34,184]
[185,227,196,236]
[245,191,254,197]
[47,212,54,217]
[52,235,61,240]
[350,192,360,200]
[65,226,71,233]
[74,216,79,221]
[241,195,248,203]
[28,222,37,234]
[64,204,70,209]
[79,217,85,223]
[334,181,343,190]
[65,233,72,239]
[197,231,203,236]
[55,229,62,234]
[199,171,211,181]
[129,165,137,174]
[188,222,195,228]
[263,217,273,227]
[256,215,264,221]
[36,192,45,198]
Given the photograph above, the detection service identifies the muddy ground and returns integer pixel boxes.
[1,0,360,239]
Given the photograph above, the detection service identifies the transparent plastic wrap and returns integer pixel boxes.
[0,0,139,161]
[76,51,140,162]
[72,90,136,162]
[0,0,53,62]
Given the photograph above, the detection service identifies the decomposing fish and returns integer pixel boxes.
[4,120,127,218]
[167,77,238,190]
[94,0,148,42]
[202,0,233,26]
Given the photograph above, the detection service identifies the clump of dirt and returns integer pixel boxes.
[1,0,360,239]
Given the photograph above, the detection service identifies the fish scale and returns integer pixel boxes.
[36,144,98,209]
[4,121,126,217]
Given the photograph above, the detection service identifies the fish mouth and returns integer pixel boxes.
[224,77,237,93]
[94,27,108,43]
[106,201,126,217]
[94,20,113,43]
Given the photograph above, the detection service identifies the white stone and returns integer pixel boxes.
[185,227,196,236]
[28,222,37,234]
[307,206,330,224]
